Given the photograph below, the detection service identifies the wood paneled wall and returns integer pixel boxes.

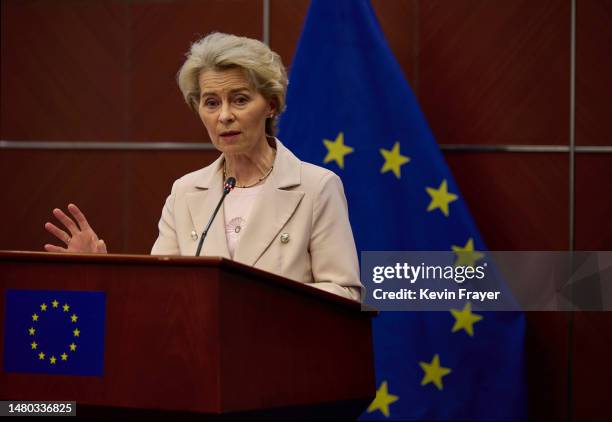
[2,1,611,420]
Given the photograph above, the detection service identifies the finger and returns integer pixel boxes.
[45,222,72,244]
[53,208,79,236]
[97,239,107,254]
[67,203,91,231]
[44,244,68,253]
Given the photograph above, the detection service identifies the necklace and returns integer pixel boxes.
[223,161,274,188]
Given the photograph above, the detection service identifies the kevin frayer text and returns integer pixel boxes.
[372,288,501,302]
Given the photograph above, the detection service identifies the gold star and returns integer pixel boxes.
[73,328,80,338]
[69,343,77,352]
[71,314,78,323]
[450,302,483,337]
[323,132,354,169]
[366,380,399,417]
[426,179,458,217]
[61,353,68,361]
[31,341,38,350]
[50,356,57,364]
[28,327,36,336]
[32,313,39,322]
[62,304,70,312]
[40,303,47,311]
[380,142,410,178]
[52,300,59,308]
[38,352,46,360]
[420,354,452,390]
[452,238,484,267]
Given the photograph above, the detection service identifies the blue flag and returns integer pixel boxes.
[3,289,106,376]
[279,0,526,419]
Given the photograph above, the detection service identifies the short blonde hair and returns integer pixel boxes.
[177,32,288,136]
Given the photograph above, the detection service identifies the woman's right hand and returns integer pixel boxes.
[44,203,107,254]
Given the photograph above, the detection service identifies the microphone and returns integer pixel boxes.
[195,177,236,256]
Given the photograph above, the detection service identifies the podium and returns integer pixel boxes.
[0,251,376,418]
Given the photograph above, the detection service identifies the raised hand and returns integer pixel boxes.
[44,203,107,254]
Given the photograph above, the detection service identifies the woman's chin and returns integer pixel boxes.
[216,142,245,155]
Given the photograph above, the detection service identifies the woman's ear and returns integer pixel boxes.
[268,100,278,117]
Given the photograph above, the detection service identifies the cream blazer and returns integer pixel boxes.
[151,139,362,301]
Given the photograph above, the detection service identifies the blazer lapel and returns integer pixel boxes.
[186,156,230,259]
[233,140,304,266]
[233,185,304,266]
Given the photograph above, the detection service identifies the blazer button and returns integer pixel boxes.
[280,233,290,244]
[190,231,198,241]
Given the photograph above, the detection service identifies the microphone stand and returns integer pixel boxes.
[195,177,236,257]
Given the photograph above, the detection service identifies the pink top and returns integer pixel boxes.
[223,184,264,258]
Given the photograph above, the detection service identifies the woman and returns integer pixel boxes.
[44,33,362,301]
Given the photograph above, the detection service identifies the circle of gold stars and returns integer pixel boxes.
[29,299,79,366]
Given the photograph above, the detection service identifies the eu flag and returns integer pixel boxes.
[3,289,106,376]
[279,0,526,419]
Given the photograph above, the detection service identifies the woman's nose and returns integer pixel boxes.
[218,103,235,124]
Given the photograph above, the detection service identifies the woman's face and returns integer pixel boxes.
[198,68,274,155]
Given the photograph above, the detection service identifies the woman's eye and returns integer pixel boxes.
[203,98,218,108]
[235,96,249,105]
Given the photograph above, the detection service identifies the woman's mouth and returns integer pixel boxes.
[220,131,241,141]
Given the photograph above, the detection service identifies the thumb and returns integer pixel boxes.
[97,239,108,254]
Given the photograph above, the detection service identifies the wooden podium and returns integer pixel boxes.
[0,251,376,418]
